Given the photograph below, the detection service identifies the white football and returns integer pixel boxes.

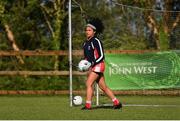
[78,60,91,72]
[73,96,83,105]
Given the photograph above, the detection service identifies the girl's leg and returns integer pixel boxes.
[97,74,115,99]
[98,74,122,108]
[83,71,99,109]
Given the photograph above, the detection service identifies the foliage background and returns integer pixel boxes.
[0,0,179,90]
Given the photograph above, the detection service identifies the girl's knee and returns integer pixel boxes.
[86,82,93,88]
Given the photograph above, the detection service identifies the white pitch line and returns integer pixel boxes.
[124,104,180,107]
[102,103,180,107]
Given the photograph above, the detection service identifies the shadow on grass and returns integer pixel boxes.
[86,105,122,110]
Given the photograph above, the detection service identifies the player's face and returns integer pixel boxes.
[85,26,95,39]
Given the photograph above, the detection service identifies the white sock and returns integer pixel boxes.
[112,98,117,102]
[86,101,91,104]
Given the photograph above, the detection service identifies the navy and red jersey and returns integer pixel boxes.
[83,37,105,67]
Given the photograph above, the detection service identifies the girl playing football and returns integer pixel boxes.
[81,18,122,110]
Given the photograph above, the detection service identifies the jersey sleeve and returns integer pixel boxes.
[92,38,104,65]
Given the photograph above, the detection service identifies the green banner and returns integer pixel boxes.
[105,51,180,90]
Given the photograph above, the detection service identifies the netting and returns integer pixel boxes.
[72,0,180,50]
[71,0,180,94]
[105,50,180,90]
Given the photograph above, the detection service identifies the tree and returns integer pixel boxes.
[0,0,25,64]
[40,0,68,70]
[0,0,69,70]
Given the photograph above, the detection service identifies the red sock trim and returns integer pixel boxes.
[85,103,91,108]
[113,99,119,106]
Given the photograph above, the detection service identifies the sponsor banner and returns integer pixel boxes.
[105,51,180,90]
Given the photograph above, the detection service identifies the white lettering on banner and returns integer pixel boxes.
[134,66,157,74]
[109,67,132,75]
[109,66,158,76]
[109,62,153,66]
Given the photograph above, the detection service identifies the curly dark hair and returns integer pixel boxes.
[87,17,104,34]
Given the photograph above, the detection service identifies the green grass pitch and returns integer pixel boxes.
[0,95,180,120]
